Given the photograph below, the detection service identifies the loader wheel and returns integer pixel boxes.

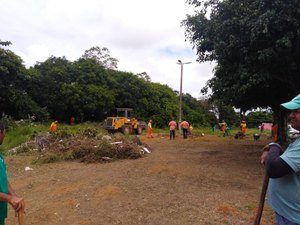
[121,125,131,135]
[136,126,142,135]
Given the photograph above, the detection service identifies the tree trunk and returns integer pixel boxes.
[273,108,288,148]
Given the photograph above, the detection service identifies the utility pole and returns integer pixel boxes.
[177,60,191,133]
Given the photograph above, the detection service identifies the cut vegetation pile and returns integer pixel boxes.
[9,127,150,164]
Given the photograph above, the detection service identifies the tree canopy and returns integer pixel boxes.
[183,0,300,111]
[183,0,300,142]
[0,44,217,128]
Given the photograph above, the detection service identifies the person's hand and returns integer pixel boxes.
[8,196,25,212]
[261,151,268,164]
[260,144,269,165]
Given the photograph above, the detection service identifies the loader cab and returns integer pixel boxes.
[104,108,145,135]
[116,108,133,120]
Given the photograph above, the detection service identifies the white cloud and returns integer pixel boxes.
[0,0,215,98]
[16,44,52,66]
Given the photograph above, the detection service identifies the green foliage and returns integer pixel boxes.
[0,47,50,120]
[81,46,119,70]
[181,93,218,127]
[214,101,240,127]
[81,127,99,138]
[1,44,219,128]
[183,0,300,111]
[183,0,300,144]
[136,72,151,82]
[1,113,17,131]
[107,70,180,128]
[246,111,273,128]
[27,56,74,121]
[34,153,61,164]
[8,89,49,121]
[0,126,33,153]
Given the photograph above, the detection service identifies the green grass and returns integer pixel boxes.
[153,126,272,137]
[0,122,105,154]
[0,123,47,153]
[0,121,272,154]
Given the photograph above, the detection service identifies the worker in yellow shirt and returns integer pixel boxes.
[147,120,153,138]
[240,120,247,139]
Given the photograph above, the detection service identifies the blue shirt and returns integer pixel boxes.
[0,154,8,220]
[268,138,300,224]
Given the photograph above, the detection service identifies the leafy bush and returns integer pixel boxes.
[82,127,99,138]
[1,113,17,131]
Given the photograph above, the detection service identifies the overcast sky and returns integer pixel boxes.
[1,0,215,98]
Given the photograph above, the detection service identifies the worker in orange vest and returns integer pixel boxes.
[180,120,190,139]
[50,120,58,132]
[240,120,247,139]
[70,116,75,125]
[219,120,226,137]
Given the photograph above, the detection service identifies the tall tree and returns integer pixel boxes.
[28,56,73,120]
[183,0,300,143]
[0,46,48,120]
[81,46,119,70]
[136,72,151,82]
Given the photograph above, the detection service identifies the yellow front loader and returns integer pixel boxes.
[104,108,146,135]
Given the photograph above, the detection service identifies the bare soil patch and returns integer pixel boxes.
[6,133,275,225]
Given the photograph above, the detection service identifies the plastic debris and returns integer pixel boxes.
[141,146,151,154]
[110,141,123,145]
[25,166,33,171]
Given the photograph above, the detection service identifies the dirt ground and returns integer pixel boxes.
[6,132,276,225]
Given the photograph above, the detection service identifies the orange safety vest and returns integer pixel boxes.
[50,121,58,131]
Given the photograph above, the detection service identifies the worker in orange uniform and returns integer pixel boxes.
[147,120,153,138]
[189,124,193,135]
[240,120,247,139]
[180,120,190,139]
[168,120,177,140]
[219,120,226,137]
[272,123,278,142]
[70,116,75,125]
[50,120,58,132]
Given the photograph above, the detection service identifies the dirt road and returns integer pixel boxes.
[6,133,275,225]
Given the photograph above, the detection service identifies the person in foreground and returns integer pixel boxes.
[0,122,25,225]
[261,94,300,225]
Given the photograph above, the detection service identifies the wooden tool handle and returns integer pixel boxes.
[18,208,25,225]
[254,173,269,225]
